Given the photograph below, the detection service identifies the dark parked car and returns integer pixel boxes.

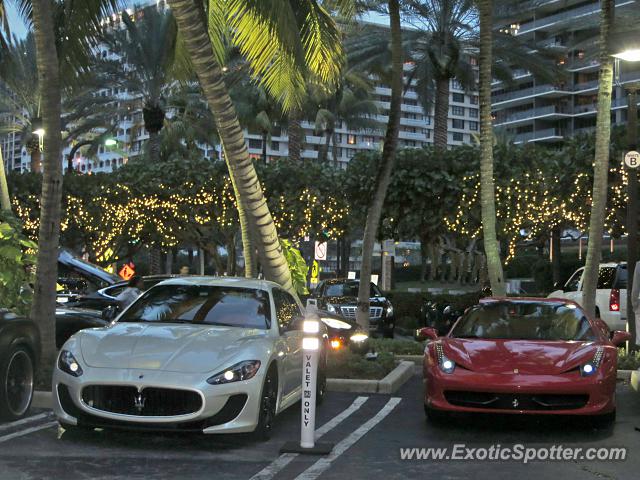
[55,305,108,348]
[0,310,39,420]
[309,279,395,337]
[316,310,369,350]
[57,249,120,296]
[67,275,174,311]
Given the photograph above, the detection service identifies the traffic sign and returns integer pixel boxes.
[314,241,327,261]
[118,262,135,280]
[311,260,319,281]
[625,150,640,169]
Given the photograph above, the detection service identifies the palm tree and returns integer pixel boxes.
[581,0,615,317]
[2,0,120,386]
[166,0,349,295]
[477,0,505,296]
[312,73,380,165]
[100,6,177,165]
[355,0,403,331]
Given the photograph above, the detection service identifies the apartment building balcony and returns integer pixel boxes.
[513,128,563,144]
[494,105,571,127]
[492,84,568,107]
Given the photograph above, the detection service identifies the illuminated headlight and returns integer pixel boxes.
[321,317,352,330]
[435,343,455,374]
[386,305,394,316]
[207,360,261,385]
[58,350,83,377]
[581,346,604,377]
[350,333,369,343]
[326,303,337,314]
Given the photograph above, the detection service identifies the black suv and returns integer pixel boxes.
[311,279,395,337]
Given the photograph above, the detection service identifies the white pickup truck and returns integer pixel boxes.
[548,262,627,331]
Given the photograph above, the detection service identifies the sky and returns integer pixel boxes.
[6,2,387,40]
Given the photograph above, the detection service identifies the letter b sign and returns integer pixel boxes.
[625,151,640,169]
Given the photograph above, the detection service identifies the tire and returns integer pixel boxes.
[254,368,278,441]
[0,345,34,421]
[424,405,448,425]
[316,370,327,406]
[591,410,616,429]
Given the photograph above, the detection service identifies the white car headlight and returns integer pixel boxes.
[581,346,604,377]
[350,333,369,343]
[321,317,352,330]
[58,350,83,377]
[435,343,455,374]
[207,360,261,385]
[326,303,337,314]
[386,305,394,316]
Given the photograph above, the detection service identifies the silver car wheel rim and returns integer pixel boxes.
[5,351,33,417]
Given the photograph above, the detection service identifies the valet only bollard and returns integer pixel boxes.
[280,315,334,455]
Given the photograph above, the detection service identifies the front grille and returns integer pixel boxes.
[340,306,383,319]
[444,391,589,411]
[82,385,202,417]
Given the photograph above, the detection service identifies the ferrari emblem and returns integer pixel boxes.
[512,398,519,408]
[513,368,519,374]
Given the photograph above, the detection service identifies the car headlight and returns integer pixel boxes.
[321,317,352,330]
[434,343,455,374]
[386,305,394,316]
[326,303,337,314]
[207,360,261,385]
[581,346,604,377]
[58,350,83,377]
[350,332,369,343]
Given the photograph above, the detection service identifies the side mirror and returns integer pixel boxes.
[610,330,632,346]
[415,326,439,341]
[102,305,117,321]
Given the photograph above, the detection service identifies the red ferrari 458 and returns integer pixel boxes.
[419,298,630,425]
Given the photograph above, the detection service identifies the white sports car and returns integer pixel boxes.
[53,277,326,438]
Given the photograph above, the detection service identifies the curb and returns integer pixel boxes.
[32,390,53,409]
[327,361,415,394]
[617,369,633,381]
[396,354,423,365]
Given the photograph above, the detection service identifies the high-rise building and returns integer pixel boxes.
[492,0,640,144]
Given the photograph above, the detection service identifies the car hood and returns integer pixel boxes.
[443,338,597,374]
[324,296,388,306]
[79,323,268,373]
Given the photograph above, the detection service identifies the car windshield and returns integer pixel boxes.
[324,282,379,297]
[119,285,272,329]
[451,301,595,341]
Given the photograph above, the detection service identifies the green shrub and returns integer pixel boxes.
[369,338,425,355]
[0,214,37,316]
[617,348,640,370]
[326,349,396,380]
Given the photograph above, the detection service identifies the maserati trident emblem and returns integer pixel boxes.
[512,398,519,408]
[134,392,146,413]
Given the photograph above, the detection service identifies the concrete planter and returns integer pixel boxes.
[327,361,415,394]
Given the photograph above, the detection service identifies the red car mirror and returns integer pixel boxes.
[610,330,632,346]
[415,327,439,341]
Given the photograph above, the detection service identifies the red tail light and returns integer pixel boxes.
[609,289,620,311]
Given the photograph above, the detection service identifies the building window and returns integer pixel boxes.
[248,139,262,149]
[469,121,479,131]
[347,149,355,158]
[470,95,479,105]
[452,119,465,129]
[347,134,357,145]
[271,141,279,151]
[469,108,479,118]
[452,93,465,103]
[452,132,464,142]
[452,106,465,116]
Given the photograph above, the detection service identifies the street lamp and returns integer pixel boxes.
[612,42,640,350]
[104,138,118,147]
[31,117,45,138]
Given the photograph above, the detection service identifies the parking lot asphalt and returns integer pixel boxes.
[1,374,640,480]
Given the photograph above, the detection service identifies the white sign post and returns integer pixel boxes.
[280,315,333,455]
[625,150,640,169]
[314,241,327,261]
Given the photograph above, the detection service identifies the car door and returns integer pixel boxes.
[273,289,305,396]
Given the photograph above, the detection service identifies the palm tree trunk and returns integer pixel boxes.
[318,131,330,163]
[478,0,506,296]
[29,0,64,388]
[433,76,450,149]
[288,109,303,161]
[355,0,402,330]
[0,148,11,212]
[147,130,161,162]
[167,0,294,294]
[31,149,42,173]
[551,226,562,285]
[582,0,615,317]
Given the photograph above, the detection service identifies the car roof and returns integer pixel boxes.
[153,275,280,290]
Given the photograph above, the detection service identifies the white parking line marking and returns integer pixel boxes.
[294,397,402,480]
[249,396,369,480]
[0,421,57,444]
[0,412,52,433]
